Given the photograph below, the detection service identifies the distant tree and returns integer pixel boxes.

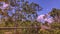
[49,8,60,22]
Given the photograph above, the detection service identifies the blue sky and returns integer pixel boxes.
[29,0,60,15]
[0,0,60,17]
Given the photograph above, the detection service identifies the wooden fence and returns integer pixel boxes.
[0,26,40,34]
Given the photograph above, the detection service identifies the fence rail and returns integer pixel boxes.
[0,27,40,34]
[0,27,40,29]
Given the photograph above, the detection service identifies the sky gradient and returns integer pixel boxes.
[29,0,60,15]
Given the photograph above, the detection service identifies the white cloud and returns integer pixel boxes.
[36,14,46,23]
[36,14,54,24]
[45,17,54,23]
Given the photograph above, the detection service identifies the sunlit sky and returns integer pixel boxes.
[29,0,60,15]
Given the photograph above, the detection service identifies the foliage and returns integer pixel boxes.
[0,0,60,34]
[49,8,60,18]
[49,8,60,22]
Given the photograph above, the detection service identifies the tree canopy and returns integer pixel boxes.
[49,8,60,22]
[0,0,42,22]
